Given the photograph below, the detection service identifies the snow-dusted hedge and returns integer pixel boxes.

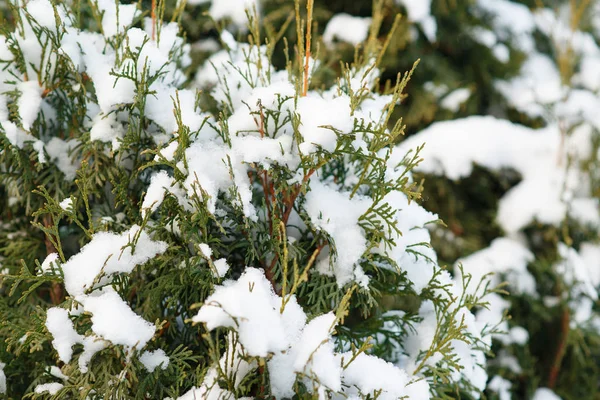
[388,1,600,399]
[0,0,506,399]
[2,0,600,399]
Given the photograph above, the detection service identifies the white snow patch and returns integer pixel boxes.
[46,307,82,363]
[61,225,167,296]
[17,80,43,131]
[212,258,230,278]
[34,382,63,395]
[323,14,372,46]
[532,388,562,400]
[81,290,155,349]
[140,349,170,372]
[305,179,372,287]
[440,88,471,112]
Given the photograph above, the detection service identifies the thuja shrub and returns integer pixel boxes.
[387,1,600,400]
[0,0,502,399]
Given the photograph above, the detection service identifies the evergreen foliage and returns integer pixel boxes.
[0,0,496,399]
[2,0,600,400]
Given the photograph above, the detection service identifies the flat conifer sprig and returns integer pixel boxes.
[0,0,515,399]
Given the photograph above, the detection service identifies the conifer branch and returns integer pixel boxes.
[548,307,570,389]
[302,0,313,97]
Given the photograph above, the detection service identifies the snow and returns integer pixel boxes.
[440,88,471,112]
[579,243,600,289]
[507,326,529,345]
[488,375,511,400]
[292,312,338,380]
[96,0,138,37]
[449,333,488,394]
[0,95,8,121]
[296,93,354,154]
[142,171,176,217]
[45,307,82,363]
[396,116,598,234]
[495,53,564,118]
[44,137,79,180]
[46,310,108,373]
[323,14,372,46]
[176,386,206,400]
[0,36,11,60]
[305,179,372,287]
[183,127,296,220]
[469,27,497,48]
[403,300,490,395]
[90,112,125,150]
[140,349,170,372]
[48,366,68,381]
[156,141,179,162]
[230,135,295,167]
[455,237,535,298]
[380,190,438,294]
[343,353,429,400]
[2,121,34,148]
[397,116,551,180]
[43,226,164,362]
[60,225,167,296]
[82,290,155,349]
[476,0,535,51]
[184,140,255,218]
[212,258,230,278]
[493,350,522,374]
[218,333,257,389]
[145,86,204,133]
[198,243,212,258]
[193,268,291,357]
[17,81,43,131]
[492,43,510,62]
[395,0,436,41]
[0,363,5,394]
[83,47,136,113]
[193,267,426,399]
[34,382,63,395]
[532,388,562,400]
[40,253,59,275]
[15,0,61,81]
[32,140,46,163]
[177,369,239,400]
[194,36,287,111]
[78,335,108,373]
[576,55,600,91]
[197,0,260,30]
[555,243,598,300]
[24,0,62,28]
[402,301,438,364]
[59,198,73,211]
[5,2,594,396]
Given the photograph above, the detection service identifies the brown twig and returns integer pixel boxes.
[302,0,314,97]
[151,0,157,41]
[265,168,315,287]
[253,103,274,236]
[548,306,570,388]
[157,321,170,337]
[281,168,315,224]
[42,215,64,305]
